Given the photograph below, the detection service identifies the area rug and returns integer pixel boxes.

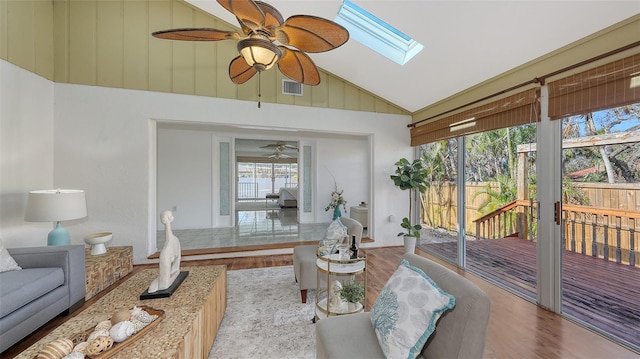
[208,265,316,359]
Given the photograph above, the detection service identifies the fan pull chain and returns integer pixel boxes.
[258,72,262,108]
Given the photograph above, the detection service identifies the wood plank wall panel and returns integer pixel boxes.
[327,75,345,109]
[194,12,217,97]
[53,0,69,82]
[310,72,329,107]
[69,0,97,85]
[6,1,36,74]
[259,69,278,104]
[360,91,375,112]
[1,0,406,115]
[123,1,149,90]
[0,0,6,59]
[344,85,360,111]
[148,0,172,92]
[97,0,124,88]
[34,0,54,78]
[170,0,195,95]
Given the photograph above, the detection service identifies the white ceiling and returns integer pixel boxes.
[187,0,639,113]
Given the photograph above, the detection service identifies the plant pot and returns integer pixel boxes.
[403,236,417,254]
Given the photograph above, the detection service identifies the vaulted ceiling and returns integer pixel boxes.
[187,0,639,113]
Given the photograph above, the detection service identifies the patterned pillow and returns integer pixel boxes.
[370,259,455,359]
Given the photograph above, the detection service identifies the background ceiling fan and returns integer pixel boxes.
[263,147,292,159]
[260,141,298,150]
[152,0,349,86]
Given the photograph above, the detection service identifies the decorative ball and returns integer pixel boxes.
[69,332,87,346]
[72,341,88,354]
[109,320,134,342]
[36,338,73,359]
[87,329,110,343]
[130,306,143,320]
[61,352,84,359]
[95,319,112,332]
[110,308,131,324]
[85,336,114,356]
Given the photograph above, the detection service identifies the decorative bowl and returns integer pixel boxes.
[84,232,113,255]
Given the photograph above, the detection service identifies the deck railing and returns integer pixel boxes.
[474,200,537,241]
[562,204,639,267]
[238,182,258,199]
[474,201,640,267]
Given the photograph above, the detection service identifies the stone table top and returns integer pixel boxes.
[17,265,226,359]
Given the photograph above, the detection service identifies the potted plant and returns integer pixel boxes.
[390,158,429,253]
[339,280,365,312]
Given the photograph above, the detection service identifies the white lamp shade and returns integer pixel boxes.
[25,189,87,222]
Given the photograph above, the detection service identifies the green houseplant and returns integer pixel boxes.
[339,280,365,311]
[390,158,429,253]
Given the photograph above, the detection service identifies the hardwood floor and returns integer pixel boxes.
[3,246,639,358]
[425,236,640,348]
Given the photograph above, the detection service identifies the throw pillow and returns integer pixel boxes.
[370,259,455,359]
[0,239,21,272]
[325,218,347,240]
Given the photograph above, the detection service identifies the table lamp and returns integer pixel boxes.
[25,189,87,246]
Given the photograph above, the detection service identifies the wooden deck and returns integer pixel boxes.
[422,236,640,349]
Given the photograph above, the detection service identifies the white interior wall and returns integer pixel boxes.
[157,128,213,230]
[315,137,369,222]
[0,60,412,263]
[0,60,55,246]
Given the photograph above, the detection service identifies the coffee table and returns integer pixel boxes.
[16,265,226,359]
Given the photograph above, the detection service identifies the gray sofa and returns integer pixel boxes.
[0,245,85,353]
[316,253,491,359]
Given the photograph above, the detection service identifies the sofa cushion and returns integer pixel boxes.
[371,259,455,359]
[0,267,64,317]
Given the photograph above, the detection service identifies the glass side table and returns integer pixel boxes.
[315,247,367,321]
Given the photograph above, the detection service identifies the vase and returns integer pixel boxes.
[332,206,342,220]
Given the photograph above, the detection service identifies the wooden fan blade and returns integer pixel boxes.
[217,0,265,30]
[255,1,284,30]
[276,15,349,53]
[152,28,238,41]
[229,56,258,84]
[277,47,320,86]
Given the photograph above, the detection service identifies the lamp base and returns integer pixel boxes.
[48,222,71,246]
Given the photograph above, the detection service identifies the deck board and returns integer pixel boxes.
[422,236,640,348]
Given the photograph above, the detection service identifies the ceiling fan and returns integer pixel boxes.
[151,0,349,87]
[260,141,298,150]
[263,147,292,159]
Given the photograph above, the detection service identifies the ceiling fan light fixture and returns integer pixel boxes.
[238,36,282,71]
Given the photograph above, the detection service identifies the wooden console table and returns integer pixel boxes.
[85,246,133,300]
[17,265,227,359]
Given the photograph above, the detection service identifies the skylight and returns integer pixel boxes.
[335,0,423,65]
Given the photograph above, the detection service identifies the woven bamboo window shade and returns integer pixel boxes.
[548,53,640,120]
[410,88,540,146]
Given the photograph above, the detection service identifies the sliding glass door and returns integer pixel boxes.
[559,105,640,349]
[419,123,537,303]
[237,162,298,200]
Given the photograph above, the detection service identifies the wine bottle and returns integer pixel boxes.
[350,235,358,259]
